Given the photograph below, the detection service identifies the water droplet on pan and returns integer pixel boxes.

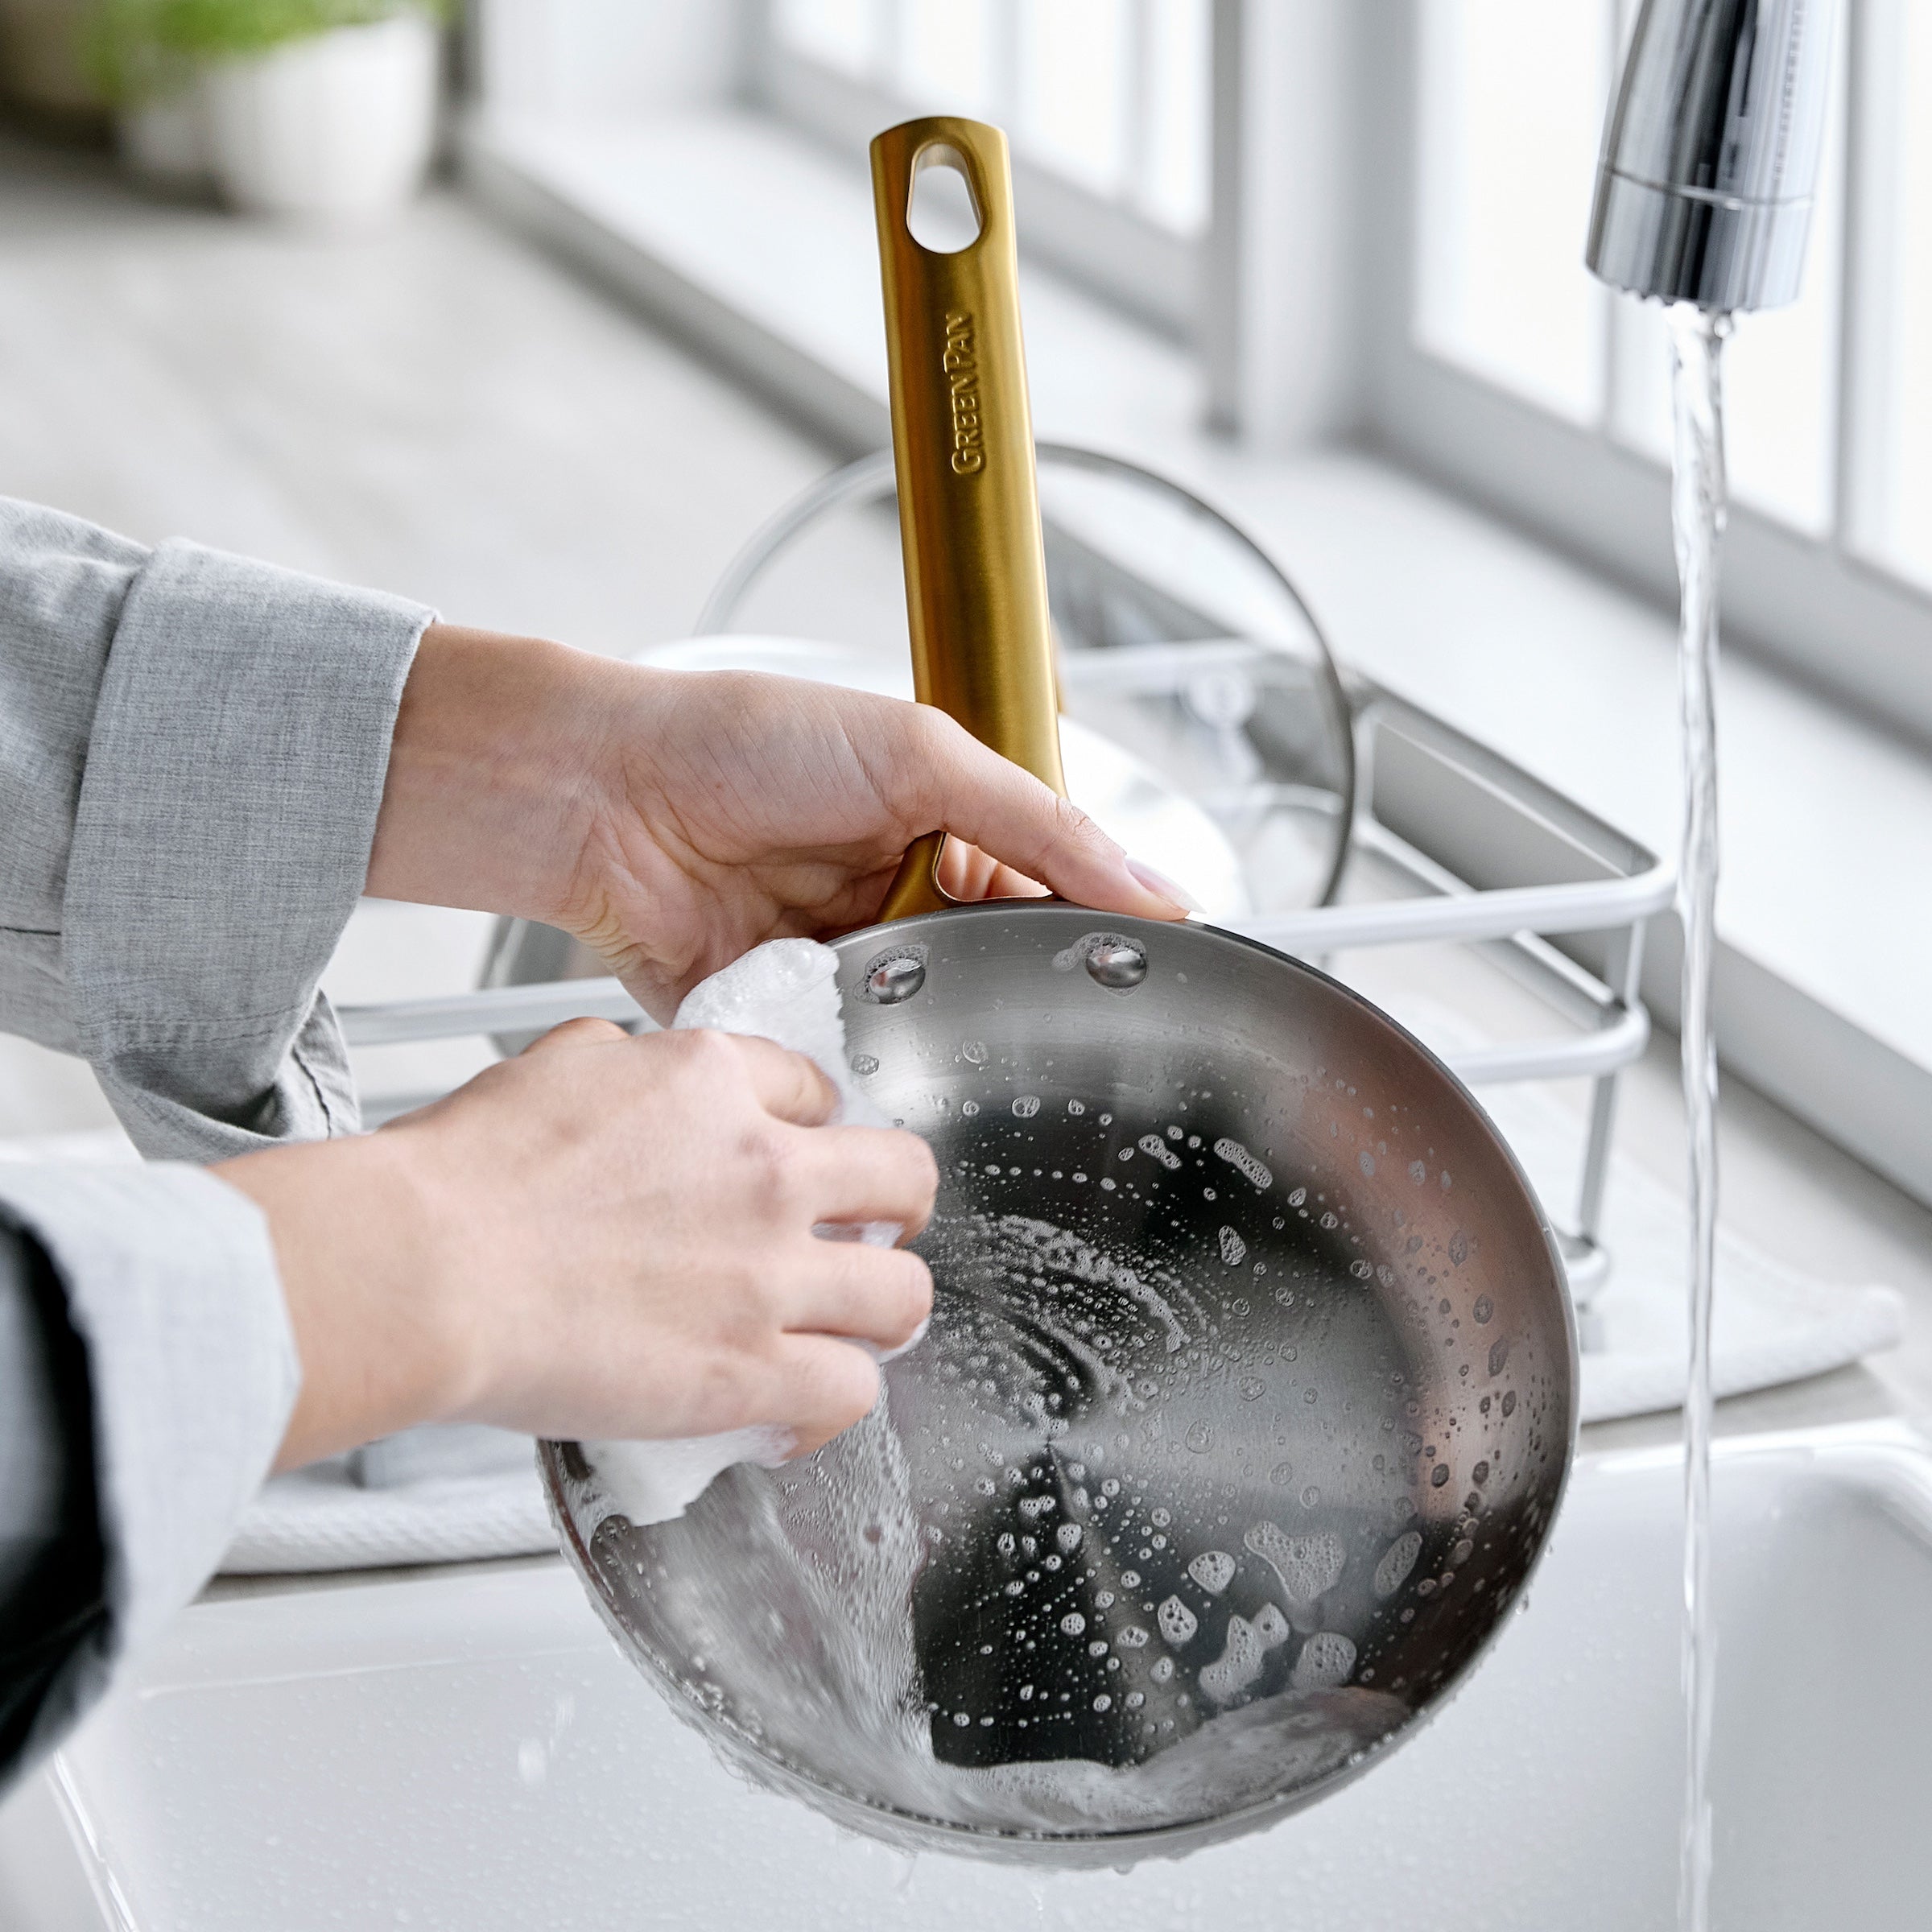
[1085,936,1148,989]
[861,947,927,1004]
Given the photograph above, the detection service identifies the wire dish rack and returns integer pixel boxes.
[336,456,1671,1316]
[338,672,1667,1314]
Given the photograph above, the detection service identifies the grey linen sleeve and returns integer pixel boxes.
[0,495,435,1158]
[0,497,433,1785]
[0,1164,296,1794]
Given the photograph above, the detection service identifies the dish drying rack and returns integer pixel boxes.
[336,671,1670,1317]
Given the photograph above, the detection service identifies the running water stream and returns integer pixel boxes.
[1666,302,1732,1932]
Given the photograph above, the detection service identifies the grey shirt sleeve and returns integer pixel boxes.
[0,496,436,1789]
[1,494,434,1158]
[0,1166,297,1797]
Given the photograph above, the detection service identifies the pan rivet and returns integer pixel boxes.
[865,954,927,1003]
[1085,937,1148,989]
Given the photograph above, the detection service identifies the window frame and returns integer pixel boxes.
[744,0,1206,342]
[1355,0,1932,749]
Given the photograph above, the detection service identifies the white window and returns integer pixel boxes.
[1854,0,1932,588]
[1414,0,1845,535]
[1382,0,1932,736]
[467,0,1932,738]
[758,0,1212,335]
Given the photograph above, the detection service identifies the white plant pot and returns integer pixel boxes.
[118,84,212,192]
[202,13,439,225]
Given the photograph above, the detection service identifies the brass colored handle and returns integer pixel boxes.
[871,117,1065,923]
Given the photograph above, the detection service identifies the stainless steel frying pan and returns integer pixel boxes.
[539,117,1575,1867]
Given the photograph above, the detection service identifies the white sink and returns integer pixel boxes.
[26,1422,1932,1930]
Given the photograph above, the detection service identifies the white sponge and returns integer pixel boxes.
[584,939,919,1527]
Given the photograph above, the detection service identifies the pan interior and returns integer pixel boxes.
[555,907,1572,1856]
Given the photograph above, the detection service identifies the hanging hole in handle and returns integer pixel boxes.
[906,142,983,254]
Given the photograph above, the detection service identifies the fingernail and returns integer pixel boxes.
[1126,857,1202,915]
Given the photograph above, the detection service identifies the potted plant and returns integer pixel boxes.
[1,0,110,136]
[95,0,446,221]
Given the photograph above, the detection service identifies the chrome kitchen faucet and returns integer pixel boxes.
[1587,0,1841,313]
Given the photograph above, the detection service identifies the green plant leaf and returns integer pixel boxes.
[91,0,449,97]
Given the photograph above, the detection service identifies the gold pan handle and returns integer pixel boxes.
[870,117,1066,922]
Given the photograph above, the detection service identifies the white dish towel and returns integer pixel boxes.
[1377,997,1906,1426]
[1472,1078,1905,1425]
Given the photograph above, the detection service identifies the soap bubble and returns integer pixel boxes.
[1290,1632,1358,1691]
[1187,1550,1236,1595]
[1373,1530,1423,1599]
[1156,1596,1199,1646]
[1245,1524,1344,1604]
[1213,1139,1273,1191]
